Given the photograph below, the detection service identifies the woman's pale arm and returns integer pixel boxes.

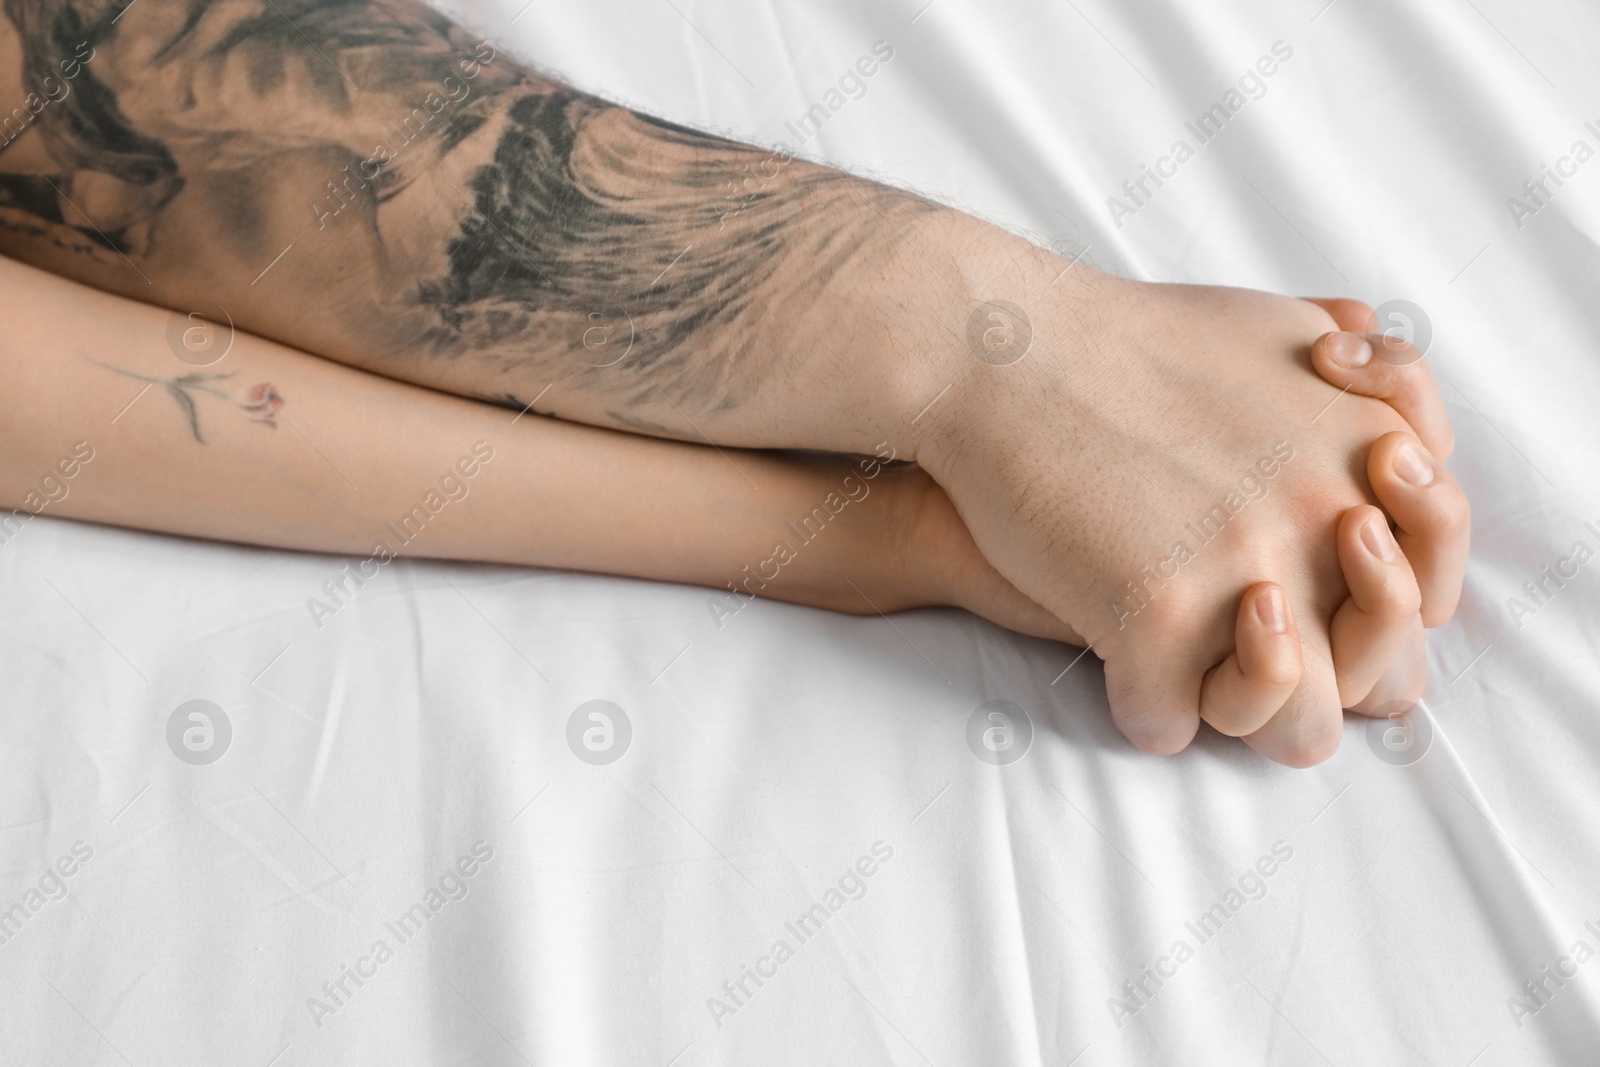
[0,254,1072,641]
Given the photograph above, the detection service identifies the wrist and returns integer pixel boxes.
[887,460,1089,646]
[877,463,966,610]
[869,212,1109,476]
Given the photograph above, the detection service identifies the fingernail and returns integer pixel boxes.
[1361,516,1398,562]
[1328,332,1372,368]
[1256,586,1288,633]
[1393,440,1435,486]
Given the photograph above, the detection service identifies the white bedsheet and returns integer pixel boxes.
[5,0,1600,1063]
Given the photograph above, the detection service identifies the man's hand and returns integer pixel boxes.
[888,234,1468,765]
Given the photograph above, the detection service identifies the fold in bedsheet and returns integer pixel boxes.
[4,0,1600,1063]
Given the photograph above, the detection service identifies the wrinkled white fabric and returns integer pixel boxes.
[3,0,1598,1063]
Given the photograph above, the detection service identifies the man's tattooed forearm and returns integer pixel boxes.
[418,92,911,399]
[310,39,499,232]
[85,356,283,442]
[3,0,936,421]
[0,37,95,151]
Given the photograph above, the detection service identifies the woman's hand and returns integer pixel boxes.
[884,463,1085,646]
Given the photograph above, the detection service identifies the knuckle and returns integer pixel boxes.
[1118,715,1193,756]
[1279,728,1341,768]
[1134,733,1191,757]
[1123,591,1205,647]
[1384,362,1423,396]
[1372,334,1423,367]
[1427,484,1471,535]
[1435,422,1457,459]
[1208,709,1263,738]
[1110,696,1197,755]
[1374,572,1424,620]
[1253,654,1303,692]
[1304,304,1339,336]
